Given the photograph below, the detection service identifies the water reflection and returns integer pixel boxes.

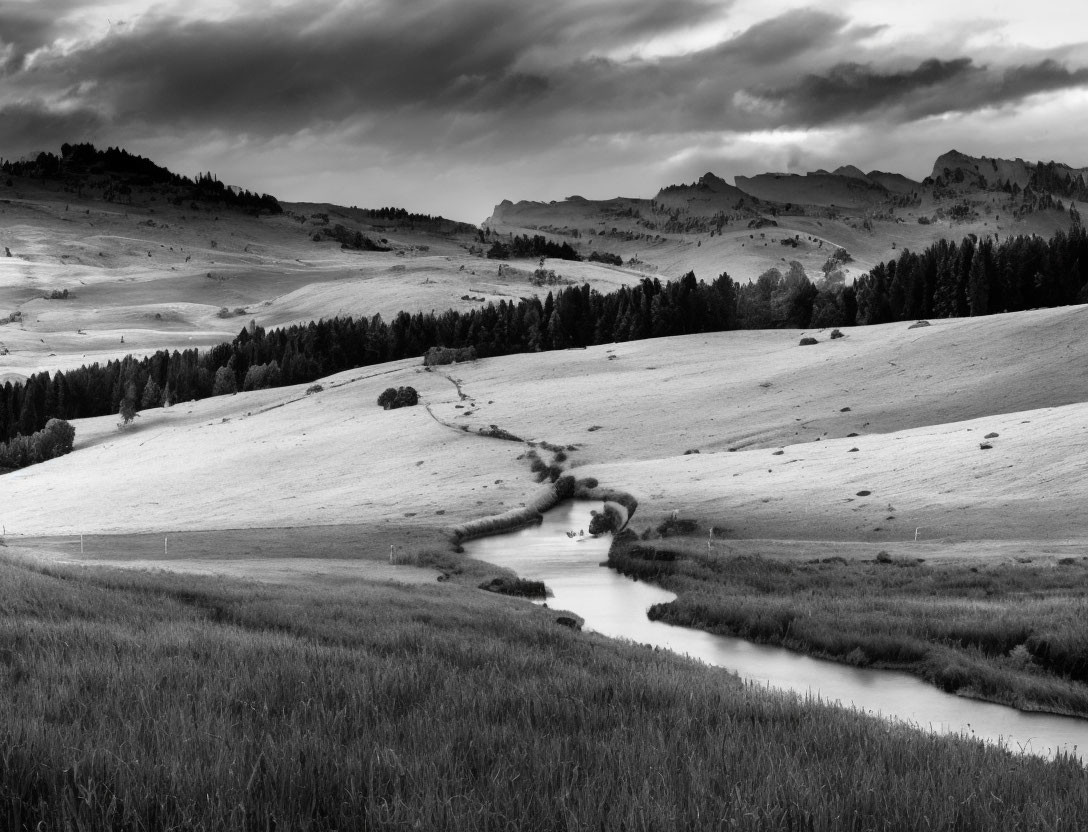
[466,501,1088,762]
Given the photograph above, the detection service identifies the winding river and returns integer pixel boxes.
[465,501,1088,762]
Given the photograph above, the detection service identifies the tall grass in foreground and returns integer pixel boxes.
[1,555,1086,831]
[610,537,1088,717]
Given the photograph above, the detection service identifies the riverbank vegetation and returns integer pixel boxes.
[609,530,1088,717]
[1,553,1086,831]
[450,475,578,544]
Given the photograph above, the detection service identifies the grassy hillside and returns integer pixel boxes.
[0,177,639,380]
[3,306,1086,547]
[1,554,1085,831]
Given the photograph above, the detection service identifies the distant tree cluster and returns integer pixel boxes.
[356,207,477,235]
[0,418,74,471]
[312,224,390,251]
[0,143,282,215]
[588,251,623,266]
[488,234,581,261]
[377,387,419,409]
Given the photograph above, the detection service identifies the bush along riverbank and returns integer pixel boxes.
[607,521,1088,719]
[449,474,580,546]
[449,436,641,547]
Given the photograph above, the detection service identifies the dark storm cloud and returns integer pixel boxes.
[750,56,1088,126]
[716,8,864,65]
[4,0,1088,170]
[0,0,87,70]
[0,102,104,152]
[12,0,722,134]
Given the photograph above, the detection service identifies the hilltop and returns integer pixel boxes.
[0,144,640,382]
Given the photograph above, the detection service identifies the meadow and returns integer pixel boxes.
[609,532,1088,717]
[1,551,1087,831]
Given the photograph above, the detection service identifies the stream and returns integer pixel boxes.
[465,500,1088,762]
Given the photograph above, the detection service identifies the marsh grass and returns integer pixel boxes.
[609,538,1088,716]
[2,555,1087,831]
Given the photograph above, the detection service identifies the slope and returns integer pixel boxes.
[2,305,1085,553]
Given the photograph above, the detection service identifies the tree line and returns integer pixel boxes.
[1,143,281,215]
[2,225,1087,449]
[0,272,739,444]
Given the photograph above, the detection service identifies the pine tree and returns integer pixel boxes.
[141,378,163,409]
[117,383,137,430]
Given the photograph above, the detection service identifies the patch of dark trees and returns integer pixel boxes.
[3,225,1088,450]
[312,224,390,251]
[850,225,1088,325]
[354,206,477,235]
[487,234,581,261]
[0,142,281,215]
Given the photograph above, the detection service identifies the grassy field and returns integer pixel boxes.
[1,552,1087,831]
[609,528,1088,717]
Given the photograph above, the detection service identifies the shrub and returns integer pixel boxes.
[656,517,699,537]
[553,475,576,501]
[477,425,523,442]
[306,384,323,395]
[799,337,819,346]
[212,366,237,396]
[423,345,477,366]
[478,577,547,598]
[242,361,282,391]
[588,251,623,266]
[589,501,629,535]
[393,386,419,408]
[378,386,419,410]
[829,329,844,339]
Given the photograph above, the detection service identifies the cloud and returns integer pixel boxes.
[0,102,104,152]
[748,56,1088,126]
[0,0,89,71]
[2,0,1088,221]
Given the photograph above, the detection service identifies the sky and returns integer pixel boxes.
[2,0,1088,222]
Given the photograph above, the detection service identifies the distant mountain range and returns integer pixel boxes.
[488,150,1088,225]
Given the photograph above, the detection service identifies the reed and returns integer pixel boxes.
[609,537,1088,717]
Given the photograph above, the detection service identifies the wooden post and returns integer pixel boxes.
[165,536,168,556]
[389,544,395,564]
